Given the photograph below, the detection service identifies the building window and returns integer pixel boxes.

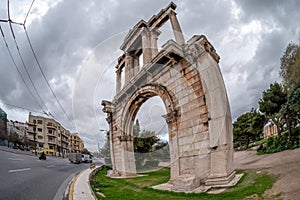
[33,119,36,124]
[38,136,43,139]
[49,145,54,150]
[38,128,42,132]
[48,139,55,143]
[37,120,43,124]
[48,129,53,134]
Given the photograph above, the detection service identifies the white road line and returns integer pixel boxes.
[8,168,31,173]
[8,158,24,161]
[46,165,55,168]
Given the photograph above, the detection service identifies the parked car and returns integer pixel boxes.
[81,154,92,163]
[18,145,25,151]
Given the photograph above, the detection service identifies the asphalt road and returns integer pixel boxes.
[0,150,91,200]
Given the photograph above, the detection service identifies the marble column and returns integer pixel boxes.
[116,68,122,93]
[141,29,152,65]
[150,29,161,59]
[169,11,185,46]
[124,52,133,84]
[132,55,139,76]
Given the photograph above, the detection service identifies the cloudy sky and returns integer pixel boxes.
[0,0,299,152]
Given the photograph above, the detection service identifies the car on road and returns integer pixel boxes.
[81,154,92,163]
[69,153,82,164]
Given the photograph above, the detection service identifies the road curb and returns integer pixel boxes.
[68,169,86,200]
[89,165,104,199]
[68,165,103,200]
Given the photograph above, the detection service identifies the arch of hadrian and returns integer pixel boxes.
[102,2,236,191]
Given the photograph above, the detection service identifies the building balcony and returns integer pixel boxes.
[47,133,56,137]
[27,129,36,134]
[48,140,56,144]
[27,136,34,141]
[37,139,44,143]
[62,140,69,144]
[46,123,57,130]
[27,122,37,126]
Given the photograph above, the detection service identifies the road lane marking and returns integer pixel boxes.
[47,165,55,168]
[8,158,24,161]
[8,168,31,173]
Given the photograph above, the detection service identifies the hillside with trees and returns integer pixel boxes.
[234,41,300,153]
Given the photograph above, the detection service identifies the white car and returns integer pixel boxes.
[81,154,92,163]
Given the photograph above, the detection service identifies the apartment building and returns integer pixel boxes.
[27,112,82,156]
[7,120,28,143]
[0,107,7,141]
[70,133,84,153]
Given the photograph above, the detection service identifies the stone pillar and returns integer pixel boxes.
[150,30,161,59]
[124,52,133,84]
[169,11,185,46]
[116,68,122,93]
[141,29,152,65]
[101,100,119,177]
[119,135,137,177]
[132,55,139,76]
[162,111,180,181]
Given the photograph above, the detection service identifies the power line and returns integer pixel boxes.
[23,0,35,25]
[0,25,45,111]
[1,102,45,115]
[1,0,75,129]
[20,0,75,128]
[8,22,50,114]
[23,25,75,127]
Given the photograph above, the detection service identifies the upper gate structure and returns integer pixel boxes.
[102,2,236,191]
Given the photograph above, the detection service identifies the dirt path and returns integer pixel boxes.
[234,148,300,200]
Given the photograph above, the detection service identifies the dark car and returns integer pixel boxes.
[18,145,25,151]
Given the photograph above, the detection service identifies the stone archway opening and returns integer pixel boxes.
[115,84,179,178]
[130,96,170,171]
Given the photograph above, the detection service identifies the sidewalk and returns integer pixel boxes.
[0,145,34,156]
[70,165,102,200]
[0,145,68,160]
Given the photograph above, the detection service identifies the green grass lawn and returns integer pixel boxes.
[91,167,276,200]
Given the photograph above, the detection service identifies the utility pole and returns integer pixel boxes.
[98,142,100,158]
[33,127,37,156]
[61,134,63,158]
[24,122,27,150]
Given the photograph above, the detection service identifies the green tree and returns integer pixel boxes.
[133,119,140,137]
[0,121,8,141]
[133,120,168,169]
[280,41,300,89]
[259,82,287,133]
[134,130,160,153]
[287,85,300,126]
[99,131,110,159]
[281,85,300,140]
[233,109,265,148]
[81,148,91,155]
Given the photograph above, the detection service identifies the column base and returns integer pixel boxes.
[107,169,121,178]
[205,171,236,186]
[168,175,200,191]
